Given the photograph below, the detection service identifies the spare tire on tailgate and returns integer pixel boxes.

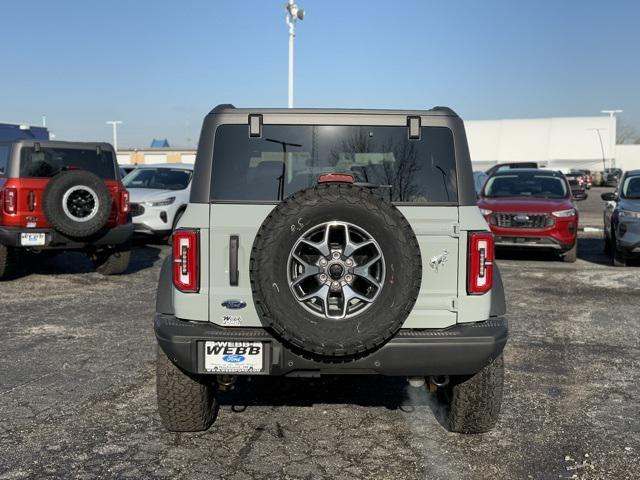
[250,183,422,358]
[43,170,112,238]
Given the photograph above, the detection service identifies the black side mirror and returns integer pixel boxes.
[601,192,616,201]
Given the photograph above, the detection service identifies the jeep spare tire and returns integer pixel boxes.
[250,183,422,358]
[43,170,112,238]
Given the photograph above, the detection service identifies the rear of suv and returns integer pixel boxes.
[0,140,133,279]
[154,105,508,434]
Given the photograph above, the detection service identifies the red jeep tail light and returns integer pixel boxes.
[3,187,17,214]
[173,229,199,292]
[121,190,130,213]
[467,232,494,295]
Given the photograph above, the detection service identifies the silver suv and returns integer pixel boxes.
[154,105,508,434]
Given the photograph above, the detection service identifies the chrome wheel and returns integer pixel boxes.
[287,221,385,320]
[62,186,100,222]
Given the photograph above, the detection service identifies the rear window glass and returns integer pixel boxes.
[483,172,569,199]
[210,125,457,203]
[0,144,9,177]
[20,147,116,179]
[123,168,192,190]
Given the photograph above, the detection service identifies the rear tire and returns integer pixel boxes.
[603,234,611,254]
[92,245,131,275]
[611,232,626,267]
[0,244,17,280]
[436,355,504,434]
[156,346,218,432]
[562,243,577,263]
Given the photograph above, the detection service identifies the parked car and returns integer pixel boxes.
[485,161,540,177]
[154,104,508,434]
[603,168,623,187]
[0,140,133,279]
[123,163,193,241]
[564,171,588,200]
[602,169,640,266]
[572,169,592,189]
[477,168,578,262]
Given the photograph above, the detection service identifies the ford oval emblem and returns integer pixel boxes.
[222,299,247,310]
[223,354,245,363]
[514,215,530,222]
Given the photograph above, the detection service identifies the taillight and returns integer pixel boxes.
[3,188,17,214]
[173,229,199,293]
[467,232,494,295]
[121,190,130,213]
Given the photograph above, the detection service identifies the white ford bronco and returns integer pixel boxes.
[154,105,507,434]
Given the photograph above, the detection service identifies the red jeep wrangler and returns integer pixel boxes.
[0,140,134,279]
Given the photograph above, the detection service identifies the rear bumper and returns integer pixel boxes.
[154,313,508,377]
[0,223,134,249]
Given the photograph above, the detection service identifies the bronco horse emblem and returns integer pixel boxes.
[429,249,449,272]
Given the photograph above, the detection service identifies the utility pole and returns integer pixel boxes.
[601,110,622,169]
[285,1,305,108]
[106,120,123,151]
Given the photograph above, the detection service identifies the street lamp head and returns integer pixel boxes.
[286,2,305,21]
[601,109,623,115]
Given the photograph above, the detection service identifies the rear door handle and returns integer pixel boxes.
[229,235,239,286]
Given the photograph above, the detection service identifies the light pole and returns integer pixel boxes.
[588,128,607,172]
[106,120,123,151]
[285,1,305,108]
[601,109,622,169]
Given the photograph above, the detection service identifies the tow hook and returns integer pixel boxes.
[216,375,237,392]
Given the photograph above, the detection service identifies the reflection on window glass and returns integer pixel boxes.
[20,147,115,179]
[622,177,640,199]
[483,173,568,199]
[123,168,193,190]
[210,125,457,203]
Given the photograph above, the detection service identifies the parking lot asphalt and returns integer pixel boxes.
[1,193,638,480]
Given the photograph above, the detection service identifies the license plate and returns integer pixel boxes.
[204,341,263,373]
[20,233,46,246]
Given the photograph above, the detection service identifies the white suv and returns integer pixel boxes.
[123,163,193,240]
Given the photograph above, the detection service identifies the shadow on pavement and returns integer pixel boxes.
[12,245,163,278]
[218,375,437,411]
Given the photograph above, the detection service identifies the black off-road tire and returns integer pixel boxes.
[250,183,422,358]
[156,347,218,432]
[43,170,112,238]
[92,245,131,275]
[437,355,504,434]
[562,242,577,263]
[0,244,17,280]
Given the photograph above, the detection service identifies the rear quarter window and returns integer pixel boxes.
[0,144,9,177]
[19,147,116,179]
[210,124,457,204]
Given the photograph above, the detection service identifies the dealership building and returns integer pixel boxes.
[113,115,639,172]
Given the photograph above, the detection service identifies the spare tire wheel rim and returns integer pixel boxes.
[287,221,385,320]
[62,185,100,223]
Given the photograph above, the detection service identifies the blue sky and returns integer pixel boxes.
[1,0,638,148]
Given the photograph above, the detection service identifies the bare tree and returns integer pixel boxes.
[617,120,640,145]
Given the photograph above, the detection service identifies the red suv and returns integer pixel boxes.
[0,140,133,279]
[477,169,578,262]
